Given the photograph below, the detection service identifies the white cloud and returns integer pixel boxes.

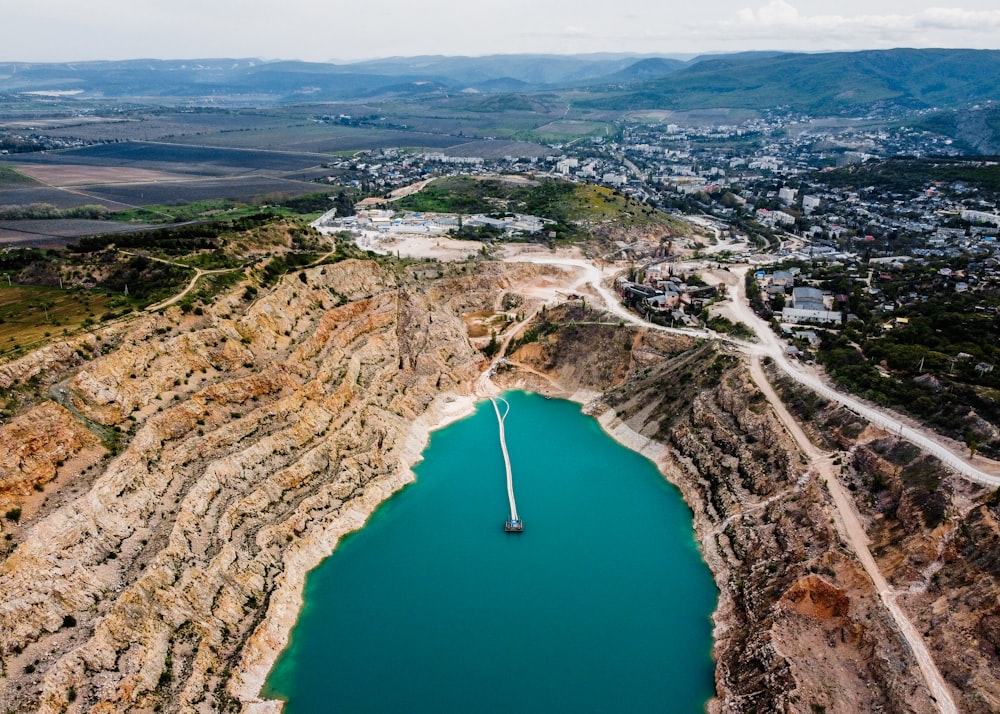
[917,8,1000,30]
[737,0,801,25]
[701,2,1000,50]
[2,0,1000,61]
[728,2,1000,33]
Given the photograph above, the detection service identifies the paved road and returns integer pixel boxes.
[725,265,1000,487]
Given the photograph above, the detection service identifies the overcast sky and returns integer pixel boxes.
[5,0,1000,63]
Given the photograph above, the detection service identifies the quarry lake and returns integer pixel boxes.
[263,391,717,713]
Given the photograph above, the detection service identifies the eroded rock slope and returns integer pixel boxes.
[0,259,545,713]
[505,309,940,713]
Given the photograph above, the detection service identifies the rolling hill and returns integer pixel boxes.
[2,50,1000,118]
[581,48,1000,114]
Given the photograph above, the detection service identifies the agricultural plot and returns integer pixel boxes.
[4,112,300,144]
[0,166,38,185]
[78,176,329,207]
[11,164,200,187]
[0,220,156,247]
[442,140,551,159]
[3,141,329,174]
[284,167,344,182]
[178,124,461,153]
[0,186,126,210]
[528,119,612,141]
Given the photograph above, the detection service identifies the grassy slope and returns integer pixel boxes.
[0,285,111,354]
[0,166,39,185]
[395,175,677,232]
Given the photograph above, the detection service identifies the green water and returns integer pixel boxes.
[263,391,717,713]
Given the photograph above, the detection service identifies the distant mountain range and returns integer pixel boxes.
[1,49,999,116]
[0,55,675,101]
[583,48,1000,115]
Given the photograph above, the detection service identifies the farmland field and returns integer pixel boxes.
[1,112,304,144]
[2,142,331,173]
[0,219,156,246]
[528,119,612,141]
[176,124,462,152]
[0,186,127,210]
[441,139,551,159]
[80,176,330,206]
[0,165,38,185]
[12,164,200,186]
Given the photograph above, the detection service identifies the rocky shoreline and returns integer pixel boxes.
[2,261,995,713]
[233,391,477,712]
[0,258,514,713]
[500,309,947,712]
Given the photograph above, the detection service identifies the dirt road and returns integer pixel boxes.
[748,355,959,714]
[117,251,241,312]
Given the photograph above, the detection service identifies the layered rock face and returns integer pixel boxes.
[0,259,536,713]
[845,440,1000,713]
[770,366,1000,714]
[508,318,940,713]
[2,263,983,714]
[0,401,103,512]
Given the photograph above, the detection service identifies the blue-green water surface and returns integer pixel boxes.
[263,391,717,713]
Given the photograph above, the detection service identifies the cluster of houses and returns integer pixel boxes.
[756,268,846,326]
[317,209,554,240]
[614,271,718,327]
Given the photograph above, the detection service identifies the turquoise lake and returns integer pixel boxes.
[263,391,717,713]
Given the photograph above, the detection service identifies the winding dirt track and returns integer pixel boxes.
[504,251,969,713]
[114,251,240,312]
[508,253,1000,488]
[748,355,958,714]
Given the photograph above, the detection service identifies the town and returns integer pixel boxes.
[311,113,1000,458]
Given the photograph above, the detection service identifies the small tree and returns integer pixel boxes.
[964,430,980,458]
[484,330,499,357]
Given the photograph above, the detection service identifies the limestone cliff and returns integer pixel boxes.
[769,365,1000,714]
[504,306,940,713]
[0,258,554,713]
[0,266,981,714]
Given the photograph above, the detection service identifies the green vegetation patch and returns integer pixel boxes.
[0,203,110,221]
[0,245,188,308]
[817,158,1000,196]
[526,120,612,142]
[0,214,329,354]
[0,285,113,355]
[396,176,677,241]
[463,95,538,113]
[110,192,343,225]
[0,165,38,185]
[71,211,305,262]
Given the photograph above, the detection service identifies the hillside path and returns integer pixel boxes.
[117,251,240,312]
[748,354,958,714]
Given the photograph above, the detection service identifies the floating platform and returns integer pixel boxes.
[504,519,524,533]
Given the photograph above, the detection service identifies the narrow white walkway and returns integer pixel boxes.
[491,396,519,523]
